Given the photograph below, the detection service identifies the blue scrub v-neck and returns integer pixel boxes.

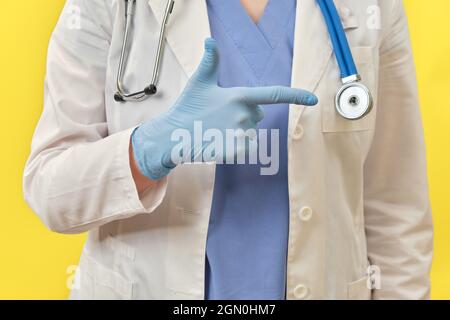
[205,0,297,300]
[206,0,295,79]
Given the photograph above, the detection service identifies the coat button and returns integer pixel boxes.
[299,206,313,221]
[293,284,309,299]
[292,125,304,140]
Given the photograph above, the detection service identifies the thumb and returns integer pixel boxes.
[193,38,220,83]
[240,86,318,106]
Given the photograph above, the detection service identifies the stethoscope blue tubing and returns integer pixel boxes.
[316,0,358,78]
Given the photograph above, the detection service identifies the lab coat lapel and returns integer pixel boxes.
[147,0,211,78]
[289,0,332,134]
[289,0,358,133]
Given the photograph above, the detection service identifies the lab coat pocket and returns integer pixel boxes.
[75,253,134,300]
[347,276,372,300]
[322,47,377,133]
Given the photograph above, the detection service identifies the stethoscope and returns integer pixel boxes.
[114,0,175,102]
[114,0,373,121]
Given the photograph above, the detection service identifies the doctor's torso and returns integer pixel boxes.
[28,0,431,300]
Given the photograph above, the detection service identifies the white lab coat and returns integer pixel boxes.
[24,0,433,300]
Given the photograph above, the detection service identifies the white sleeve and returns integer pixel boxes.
[23,0,167,234]
[364,0,433,299]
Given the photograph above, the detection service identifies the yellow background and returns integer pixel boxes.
[0,0,449,299]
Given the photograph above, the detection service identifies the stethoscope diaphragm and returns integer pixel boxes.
[335,81,373,120]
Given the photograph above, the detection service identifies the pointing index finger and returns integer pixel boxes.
[239,86,318,106]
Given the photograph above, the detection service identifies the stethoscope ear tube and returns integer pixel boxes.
[316,0,356,79]
[114,0,175,102]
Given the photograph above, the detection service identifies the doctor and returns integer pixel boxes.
[24,0,433,300]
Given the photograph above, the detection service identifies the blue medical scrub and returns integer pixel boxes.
[205,0,297,300]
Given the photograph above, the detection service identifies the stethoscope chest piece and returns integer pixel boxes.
[335,81,373,120]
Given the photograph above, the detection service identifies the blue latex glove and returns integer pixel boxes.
[132,38,318,180]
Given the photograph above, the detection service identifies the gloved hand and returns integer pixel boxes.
[132,38,318,180]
